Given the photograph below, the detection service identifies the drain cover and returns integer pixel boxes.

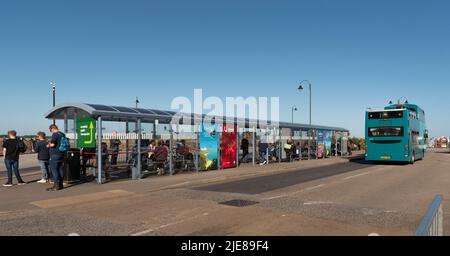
[219,199,259,207]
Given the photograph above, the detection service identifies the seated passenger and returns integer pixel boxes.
[153,140,168,162]
[177,140,193,161]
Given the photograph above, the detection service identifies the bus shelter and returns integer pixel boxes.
[45,103,349,184]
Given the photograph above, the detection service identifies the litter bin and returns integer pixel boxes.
[64,149,81,183]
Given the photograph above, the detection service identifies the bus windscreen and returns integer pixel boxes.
[368,127,404,137]
[368,111,403,119]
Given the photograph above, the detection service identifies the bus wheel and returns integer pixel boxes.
[410,153,415,164]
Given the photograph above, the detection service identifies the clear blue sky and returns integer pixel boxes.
[1,0,449,137]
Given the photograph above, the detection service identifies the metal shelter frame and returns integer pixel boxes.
[46,103,349,184]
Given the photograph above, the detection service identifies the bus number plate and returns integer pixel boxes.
[381,156,391,159]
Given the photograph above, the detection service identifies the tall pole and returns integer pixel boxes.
[169,127,174,175]
[291,106,297,124]
[291,107,294,124]
[135,97,139,132]
[299,80,312,160]
[136,118,142,179]
[309,83,312,160]
[309,83,312,128]
[97,116,103,184]
[51,81,56,125]
[252,127,256,166]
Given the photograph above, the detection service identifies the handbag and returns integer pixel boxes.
[283,144,292,150]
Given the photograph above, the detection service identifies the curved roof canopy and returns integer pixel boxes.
[45,103,349,132]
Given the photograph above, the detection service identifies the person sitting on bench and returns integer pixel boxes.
[154,140,168,162]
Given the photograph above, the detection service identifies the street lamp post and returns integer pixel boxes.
[135,97,140,108]
[291,106,298,124]
[51,81,56,125]
[298,80,312,160]
[135,97,140,133]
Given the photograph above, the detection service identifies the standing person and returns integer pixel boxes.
[284,137,294,162]
[35,132,51,183]
[2,130,26,186]
[47,124,68,191]
[294,142,301,160]
[347,140,353,156]
[240,137,249,164]
[109,131,121,166]
[258,140,268,165]
[101,142,111,180]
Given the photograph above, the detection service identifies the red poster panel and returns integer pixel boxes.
[221,124,237,169]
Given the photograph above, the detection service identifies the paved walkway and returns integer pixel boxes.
[6,151,445,236]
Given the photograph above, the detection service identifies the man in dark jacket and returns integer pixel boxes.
[240,138,249,164]
[47,124,65,191]
[2,130,26,186]
[35,132,51,183]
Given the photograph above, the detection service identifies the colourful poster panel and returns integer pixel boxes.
[324,130,332,158]
[317,130,325,159]
[200,124,218,171]
[221,124,237,169]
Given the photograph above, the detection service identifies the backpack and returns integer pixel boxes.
[17,138,28,153]
[58,132,70,152]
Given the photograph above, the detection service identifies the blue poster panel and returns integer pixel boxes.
[324,130,332,158]
[200,123,218,171]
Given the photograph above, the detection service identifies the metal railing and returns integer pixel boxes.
[415,195,444,236]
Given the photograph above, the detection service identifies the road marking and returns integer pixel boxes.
[303,201,334,206]
[341,165,393,181]
[131,212,209,236]
[343,172,371,180]
[262,184,326,200]
[263,195,288,200]
[30,190,135,209]
[131,220,185,236]
[304,184,325,191]
[151,177,230,191]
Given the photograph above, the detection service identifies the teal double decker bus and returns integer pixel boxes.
[365,103,428,164]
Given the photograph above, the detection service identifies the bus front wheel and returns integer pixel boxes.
[410,152,415,164]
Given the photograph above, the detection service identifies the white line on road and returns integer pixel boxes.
[130,212,209,236]
[342,172,371,180]
[341,165,393,181]
[304,184,325,191]
[262,195,287,200]
[303,201,334,206]
[131,220,185,236]
[262,184,326,200]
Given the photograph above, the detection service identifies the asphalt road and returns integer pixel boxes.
[1,150,450,236]
[195,160,373,194]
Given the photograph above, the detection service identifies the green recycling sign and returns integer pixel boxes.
[77,117,96,148]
